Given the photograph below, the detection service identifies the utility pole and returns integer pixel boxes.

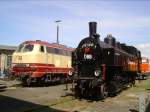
[55,20,61,44]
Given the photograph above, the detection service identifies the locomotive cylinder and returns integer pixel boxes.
[89,22,97,37]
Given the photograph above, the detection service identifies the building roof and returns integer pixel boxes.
[0,45,17,51]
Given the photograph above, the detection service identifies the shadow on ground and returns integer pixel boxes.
[0,95,67,112]
[146,102,150,112]
[129,109,138,112]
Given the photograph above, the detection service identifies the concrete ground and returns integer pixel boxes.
[0,79,69,112]
[0,78,150,112]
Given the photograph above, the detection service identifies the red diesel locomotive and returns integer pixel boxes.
[12,40,74,86]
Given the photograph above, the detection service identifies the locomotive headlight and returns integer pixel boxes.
[26,64,30,67]
[94,70,101,77]
[68,71,73,76]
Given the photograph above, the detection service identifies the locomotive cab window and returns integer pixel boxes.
[40,46,45,52]
[16,44,24,52]
[23,44,34,52]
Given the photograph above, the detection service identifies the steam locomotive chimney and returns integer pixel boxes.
[89,22,97,37]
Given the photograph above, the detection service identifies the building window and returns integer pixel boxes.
[7,55,12,68]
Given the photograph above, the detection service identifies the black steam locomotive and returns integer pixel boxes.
[72,22,141,100]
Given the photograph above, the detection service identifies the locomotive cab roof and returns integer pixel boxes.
[21,40,74,51]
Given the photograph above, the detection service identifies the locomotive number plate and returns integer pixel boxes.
[84,54,92,59]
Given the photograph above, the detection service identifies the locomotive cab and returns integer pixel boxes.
[13,42,47,65]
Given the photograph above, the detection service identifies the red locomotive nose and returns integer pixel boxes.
[84,47,91,53]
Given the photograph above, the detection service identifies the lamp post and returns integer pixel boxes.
[55,20,61,44]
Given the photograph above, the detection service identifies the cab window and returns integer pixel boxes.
[40,46,45,52]
[23,44,34,52]
[16,44,24,52]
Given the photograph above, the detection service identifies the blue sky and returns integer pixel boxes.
[0,0,150,58]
